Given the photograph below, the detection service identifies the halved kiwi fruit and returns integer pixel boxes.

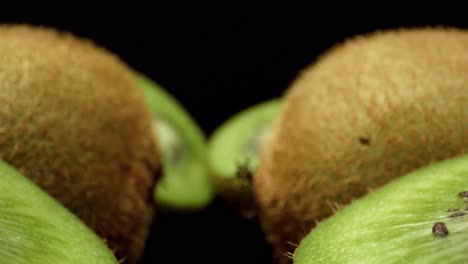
[252,27,467,263]
[0,160,118,264]
[0,25,160,263]
[294,155,468,263]
[137,74,215,210]
[208,99,281,215]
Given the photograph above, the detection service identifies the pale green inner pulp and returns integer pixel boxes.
[208,99,281,179]
[0,161,117,264]
[136,74,214,210]
[152,118,184,164]
[243,123,272,170]
[295,155,468,264]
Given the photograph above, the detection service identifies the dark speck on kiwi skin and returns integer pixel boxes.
[432,222,449,238]
[358,137,371,145]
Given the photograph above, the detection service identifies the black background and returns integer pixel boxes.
[2,3,466,263]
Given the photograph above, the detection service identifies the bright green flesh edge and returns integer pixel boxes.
[208,99,282,180]
[0,160,117,264]
[295,155,468,264]
[136,73,214,210]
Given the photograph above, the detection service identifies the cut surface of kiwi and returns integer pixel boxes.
[208,99,281,215]
[136,74,214,210]
[209,99,281,181]
[0,160,118,264]
[294,155,468,264]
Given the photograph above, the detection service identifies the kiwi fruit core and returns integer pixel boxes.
[153,117,185,166]
[137,74,214,210]
[294,155,468,263]
[208,99,281,214]
[0,160,118,264]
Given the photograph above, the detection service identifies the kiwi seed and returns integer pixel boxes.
[448,212,466,219]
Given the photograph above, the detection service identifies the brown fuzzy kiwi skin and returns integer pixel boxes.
[0,25,160,264]
[253,27,468,264]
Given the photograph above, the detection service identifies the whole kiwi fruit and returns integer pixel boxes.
[253,27,467,263]
[0,25,160,263]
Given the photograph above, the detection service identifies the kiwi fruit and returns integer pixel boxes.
[294,155,468,263]
[0,160,118,264]
[208,99,281,216]
[253,27,467,263]
[0,25,160,263]
[136,74,215,210]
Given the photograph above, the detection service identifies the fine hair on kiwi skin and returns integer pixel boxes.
[293,155,468,263]
[0,160,118,264]
[253,27,468,263]
[0,24,160,263]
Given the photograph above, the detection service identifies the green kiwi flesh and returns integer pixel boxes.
[208,99,281,213]
[0,160,118,264]
[137,74,214,210]
[209,99,281,180]
[294,155,468,264]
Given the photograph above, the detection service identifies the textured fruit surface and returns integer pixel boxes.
[208,99,281,214]
[0,160,118,264]
[137,74,214,210]
[0,25,160,263]
[295,155,468,264]
[254,28,468,263]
